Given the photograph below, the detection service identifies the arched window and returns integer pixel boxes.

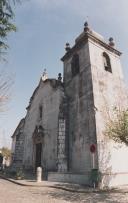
[103,52,112,73]
[71,54,80,77]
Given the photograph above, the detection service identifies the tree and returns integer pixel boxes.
[0,0,20,110]
[0,0,18,58]
[0,147,11,158]
[105,107,128,146]
[0,70,13,112]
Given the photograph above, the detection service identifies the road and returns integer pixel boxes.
[0,178,128,203]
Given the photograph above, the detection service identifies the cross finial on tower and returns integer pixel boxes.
[42,68,48,81]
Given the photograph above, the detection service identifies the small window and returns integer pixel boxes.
[103,52,112,73]
[71,54,80,76]
[39,106,42,119]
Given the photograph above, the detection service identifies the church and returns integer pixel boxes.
[11,22,128,188]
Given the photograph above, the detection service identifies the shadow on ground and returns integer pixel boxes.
[30,183,127,203]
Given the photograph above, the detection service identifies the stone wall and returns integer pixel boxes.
[89,38,128,187]
[11,119,25,170]
[63,43,97,173]
[23,79,64,171]
[57,119,67,171]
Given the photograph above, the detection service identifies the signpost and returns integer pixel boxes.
[90,144,96,169]
[90,144,97,188]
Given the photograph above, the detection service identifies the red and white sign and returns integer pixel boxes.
[90,144,96,153]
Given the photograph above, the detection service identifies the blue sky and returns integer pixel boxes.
[0,0,128,148]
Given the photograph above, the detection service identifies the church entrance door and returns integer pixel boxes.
[35,143,42,167]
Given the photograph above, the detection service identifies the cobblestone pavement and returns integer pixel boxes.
[0,178,128,203]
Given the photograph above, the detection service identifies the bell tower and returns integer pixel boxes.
[61,22,128,187]
[61,22,98,173]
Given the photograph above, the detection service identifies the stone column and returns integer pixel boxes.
[57,118,67,172]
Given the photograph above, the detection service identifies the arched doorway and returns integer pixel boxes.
[35,143,42,167]
[32,125,44,169]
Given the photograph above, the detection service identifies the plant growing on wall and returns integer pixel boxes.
[105,107,128,146]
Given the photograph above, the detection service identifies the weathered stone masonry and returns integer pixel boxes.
[12,22,128,187]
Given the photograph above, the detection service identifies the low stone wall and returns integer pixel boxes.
[48,172,90,185]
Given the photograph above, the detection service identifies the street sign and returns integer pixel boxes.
[90,144,96,153]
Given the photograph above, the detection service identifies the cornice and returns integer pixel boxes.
[61,31,122,62]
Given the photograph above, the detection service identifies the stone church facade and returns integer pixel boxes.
[12,22,128,187]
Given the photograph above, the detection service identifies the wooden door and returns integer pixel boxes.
[35,143,42,168]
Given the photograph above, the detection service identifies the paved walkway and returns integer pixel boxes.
[0,178,68,203]
[1,174,128,192]
[0,175,128,202]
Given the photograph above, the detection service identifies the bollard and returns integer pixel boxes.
[36,167,42,182]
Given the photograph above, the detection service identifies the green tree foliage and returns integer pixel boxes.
[0,0,19,110]
[0,0,18,56]
[0,147,11,158]
[105,107,128,146]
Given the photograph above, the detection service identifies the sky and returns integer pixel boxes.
[0,0,128,148]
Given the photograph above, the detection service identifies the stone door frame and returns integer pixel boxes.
[32,125,44,171]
